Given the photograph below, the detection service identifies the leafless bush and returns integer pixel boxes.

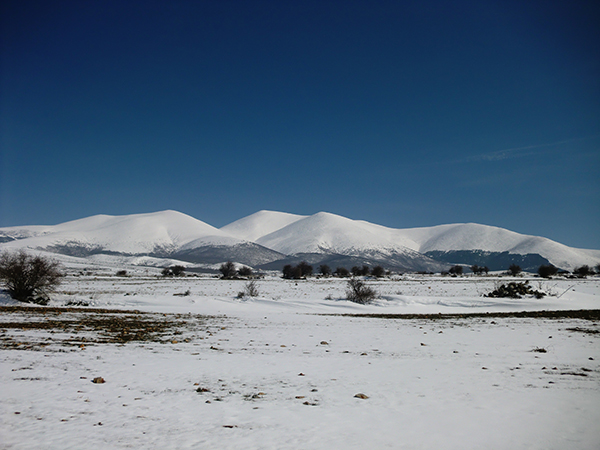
[346,278,378,304]
[0,250,64,304]
[238,280,259,298]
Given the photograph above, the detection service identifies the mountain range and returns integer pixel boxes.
[1,210,599,273]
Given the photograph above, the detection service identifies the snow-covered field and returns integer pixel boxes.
[1,271,599,449]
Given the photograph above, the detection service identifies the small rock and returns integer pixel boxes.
[92,377,105,384]
[354,393,369,399]
[320,341,329,345]
[298,373,305,376]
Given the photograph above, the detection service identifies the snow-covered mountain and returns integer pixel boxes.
[0,211,284,267]
[240,212,444,272]
[221,211,600,271]
[220,210,306,242]
[395,223,600,271]
[1,209,598,272]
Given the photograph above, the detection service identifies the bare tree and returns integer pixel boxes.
[219,261,237,279]
[371,265,385,278]
[449,265,463,276]
[0,250,64,304]
[334,267,350,277]
[319,265,332,277]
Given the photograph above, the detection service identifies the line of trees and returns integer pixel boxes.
[219,261,253,279]
[282,262,387,279]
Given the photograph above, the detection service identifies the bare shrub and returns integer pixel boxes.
[346,278,378,304]
[0,250,64,304]
[237,280,259,298]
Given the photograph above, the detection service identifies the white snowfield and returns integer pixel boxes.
[1,266,599,450]
[1,209,599,270]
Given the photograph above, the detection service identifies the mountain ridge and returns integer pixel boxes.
[1,210,599,272]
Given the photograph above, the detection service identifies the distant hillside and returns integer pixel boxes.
[424,250,551,272]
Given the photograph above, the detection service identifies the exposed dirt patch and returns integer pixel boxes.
[0,305,220,350]
[323,309,600,321]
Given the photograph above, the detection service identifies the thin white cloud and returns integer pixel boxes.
[467,135,599,162]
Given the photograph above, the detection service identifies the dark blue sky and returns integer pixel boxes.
[1,0,599,249]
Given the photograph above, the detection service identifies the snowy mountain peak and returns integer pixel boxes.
[0,210,234,256]
[1,210,599,271]
[220,210,307,242]
[255,211,413,255]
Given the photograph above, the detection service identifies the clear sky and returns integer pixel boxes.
[1,0,599,249]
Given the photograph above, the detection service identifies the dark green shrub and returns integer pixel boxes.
[573,265,593,278]
[538,264,558,278]
[171,265,186,277]
[508,264,522,276]
[485,281,545,299]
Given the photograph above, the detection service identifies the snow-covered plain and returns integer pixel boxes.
[1,269,599,450]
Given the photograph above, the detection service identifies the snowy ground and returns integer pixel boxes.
[1,272,599,449]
